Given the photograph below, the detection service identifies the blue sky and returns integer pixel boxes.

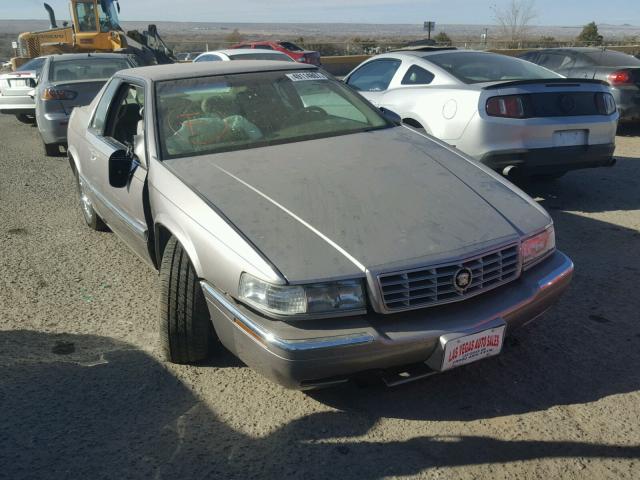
[4,0,639,25]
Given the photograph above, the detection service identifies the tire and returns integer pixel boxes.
[74,170,108,231]
[16,113,35,124]
[43,141,60,157]
[159,237,215,364]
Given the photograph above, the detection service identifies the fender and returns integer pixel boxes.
[152,214,204,277]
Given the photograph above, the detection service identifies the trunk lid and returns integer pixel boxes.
[46,79,108,115]
[0,71,37,96]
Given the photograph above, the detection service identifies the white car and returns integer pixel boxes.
[344,49,619,179]
[193,49,295,63]
[0,57,45,124]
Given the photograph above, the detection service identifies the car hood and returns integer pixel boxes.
[165,127,551,283]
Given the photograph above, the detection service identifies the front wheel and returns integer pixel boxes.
[159,237,216,364]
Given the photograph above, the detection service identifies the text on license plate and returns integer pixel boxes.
[553,129,587,147]
[442,326,506,371]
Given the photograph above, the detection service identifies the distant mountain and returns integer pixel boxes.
[2,19,639,41]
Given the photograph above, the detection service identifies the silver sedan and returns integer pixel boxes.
[67,61,573,389]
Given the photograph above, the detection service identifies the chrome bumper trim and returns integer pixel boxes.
[200,281,375,352]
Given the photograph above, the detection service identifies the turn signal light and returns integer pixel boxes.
[486,95,526,118]
[41,88,77,101]
[607,70,632,86]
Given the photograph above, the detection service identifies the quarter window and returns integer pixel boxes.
[347,59,402,92]
[195,54,223,62]
[401,65,435,85]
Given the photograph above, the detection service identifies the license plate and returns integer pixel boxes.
[441,326,506,371]
[8,79,29,87]
[553,129,587,147]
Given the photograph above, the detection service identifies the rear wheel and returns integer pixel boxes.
[75,170,108,231]
[159,237,215,364]
[16,114,35,124]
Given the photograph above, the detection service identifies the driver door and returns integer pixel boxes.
[85,81,152,266]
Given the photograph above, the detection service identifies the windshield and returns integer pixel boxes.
[428,52,562,84]
[228,52,294,62]
[156,70,389,159]
[50,58,131,82]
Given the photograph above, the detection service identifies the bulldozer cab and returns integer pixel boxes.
[72,0,122,34]
[71,0,124,51]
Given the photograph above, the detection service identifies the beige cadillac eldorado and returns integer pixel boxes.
[66,61,573,389]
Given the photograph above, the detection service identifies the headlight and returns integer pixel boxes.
[239,273,365,317]
[521,225,556,269]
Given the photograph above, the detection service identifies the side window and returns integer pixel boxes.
[346,59,402,92]
[401,65,435,85]
[538,53,574,70]
[256,44,274,50]
[195,54,222,62]
[105,84,146,146]
[90,80,121,132]
[572,54,594,69]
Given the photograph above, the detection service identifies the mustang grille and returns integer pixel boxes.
[378,245,520,311]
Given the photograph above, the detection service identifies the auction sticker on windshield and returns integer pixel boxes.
[441,326,506,371]
[286,72,328,81]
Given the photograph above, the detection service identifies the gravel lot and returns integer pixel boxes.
[1,115,639,479]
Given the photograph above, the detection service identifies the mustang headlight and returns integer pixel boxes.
[521,225,556,269]
[239,273,365,317]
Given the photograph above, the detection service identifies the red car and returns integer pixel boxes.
[231,41,321,66]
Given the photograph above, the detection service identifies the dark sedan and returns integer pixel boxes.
[520,48,640,122]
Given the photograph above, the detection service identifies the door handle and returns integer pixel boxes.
[89,150,97,161]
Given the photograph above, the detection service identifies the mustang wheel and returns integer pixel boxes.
[159,237,215,364]
[75,171,108,231]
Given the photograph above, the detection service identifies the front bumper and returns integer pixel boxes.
[202,250,573,389]
[480,143,616,175]
[0,94,35,115]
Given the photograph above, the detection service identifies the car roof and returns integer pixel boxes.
[201,49,290,57]
[372,49,495,61]
[46,52,132,61]
[121,60,316,82]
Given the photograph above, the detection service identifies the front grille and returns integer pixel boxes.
[378,244,520,312]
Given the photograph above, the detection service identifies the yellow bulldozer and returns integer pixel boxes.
[11,0,175,69]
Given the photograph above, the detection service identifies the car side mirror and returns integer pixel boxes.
[380,107,402,126]
[133,119,146,167]
[108,149,134,188]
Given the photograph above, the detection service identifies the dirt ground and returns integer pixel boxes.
[1,115,638,479]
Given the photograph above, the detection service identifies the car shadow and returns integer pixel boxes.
[616,123,640,137]
[2,330,639,479]
[513,154,640,213]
